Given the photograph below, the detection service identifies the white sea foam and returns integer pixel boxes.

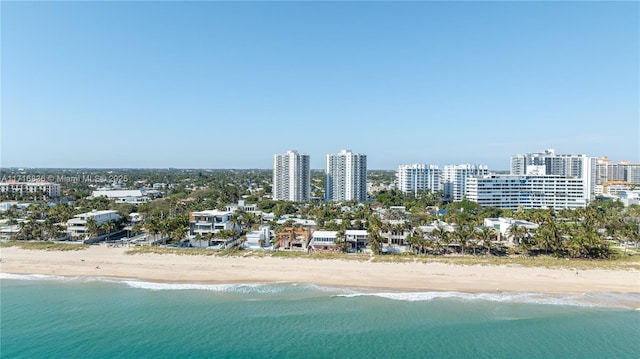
[121,280,300,294]
[3,273,637,308]
[0,273,69,281]
[0,273,335,295]
[336,291,640,309]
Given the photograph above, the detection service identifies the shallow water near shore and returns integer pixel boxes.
[2,274,639,359]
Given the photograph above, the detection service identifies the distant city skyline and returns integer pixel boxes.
[2,1,638,170]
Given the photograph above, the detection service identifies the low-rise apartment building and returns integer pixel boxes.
[0,181,61,197]
[66,210,121,238]
[466,175,587,210]
[92,189,150,204]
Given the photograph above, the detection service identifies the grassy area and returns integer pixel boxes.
[365,251,640,270]
[125,246,217,256]
[124,246,370,261]
[0,241,89,251]
[411,254,640,271]
[124,246,640,270]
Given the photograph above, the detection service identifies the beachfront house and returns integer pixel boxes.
[275,226,312,250]
[0,219,23,240]
[308,230,339,252]
[66,210,121,239]
[243,226,273,250]
[188,210,241,249]
[483,217,539,243]
[344,229,368,252]
[382,220,411,251]
[189,210,238,237]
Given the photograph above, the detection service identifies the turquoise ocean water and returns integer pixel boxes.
[1,274,639,359]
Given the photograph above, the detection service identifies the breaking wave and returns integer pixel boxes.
[3,272,638,309]
[335,291,640,309]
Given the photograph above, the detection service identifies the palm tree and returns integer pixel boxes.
[476,227,495,256]
[6,206,19,240]
[453,225,473,255]
[243,212,259,231]
[144,218,160,243]
[405,232,421,254]
[517,227,534,256]
[229,213,241,234]
[505,223,526,245]
[431,227,450,255]
[159,220,171,244]
[86,218,101,239]
[16,220,32,240]
[367,214,383,233]
[533,225,555,255]
[368,231,384,255]
[104,220,117,242]
[335,238,350,253]
[412,227,426,254]
[194,233,204,248]
[42,218,56,241]
[206,232,213,247]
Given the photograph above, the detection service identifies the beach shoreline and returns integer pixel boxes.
[1,245,639,295]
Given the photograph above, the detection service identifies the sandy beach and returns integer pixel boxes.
[1,245,639,295]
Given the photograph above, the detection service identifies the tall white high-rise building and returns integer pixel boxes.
[273,150,310,202]
[442,164,489,202]
[509,149,597,200]
[396,164,440,196]
[510,149,555,175]
[325,149,367,202]
[596,157,640,185]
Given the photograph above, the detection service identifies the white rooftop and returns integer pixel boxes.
[74,209,120,218]
[192,210,232,216]
[92,190,144,198]
[312,230,338,238]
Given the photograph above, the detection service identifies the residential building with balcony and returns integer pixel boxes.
[243,226,273,250]
[466,175,587,210]
[308,230,339,251]
[0,181,61,197]
[510,149,597,200]
[442,164,489,202]
[273,150,311,202]
[275,226,312,250]
[189,210,238,237]
[345,229,368,252]
[597,157,640,185]
[396,164,440,196]
[510,149,555,175]
[225,199,257,213]
[66,210,121,238]
[325,149,367,202]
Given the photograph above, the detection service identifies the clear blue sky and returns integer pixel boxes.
[2,1,638,170]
